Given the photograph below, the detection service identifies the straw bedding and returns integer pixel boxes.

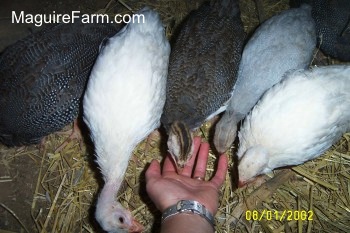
[0,0,349,232]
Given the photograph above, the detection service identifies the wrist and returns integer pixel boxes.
[161,213,214,233]
[159,198,218,214]
[161,200,215,230]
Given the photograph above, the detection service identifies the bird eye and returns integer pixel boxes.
[118,216,124,224]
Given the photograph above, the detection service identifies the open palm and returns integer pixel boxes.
[145,137,228,214]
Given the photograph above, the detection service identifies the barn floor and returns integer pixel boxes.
[0,145,39,232]
[1,0,350,233]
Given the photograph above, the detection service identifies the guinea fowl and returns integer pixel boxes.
[83,8,170,233]
[291,0,350,61]
[161,0,245,170]
[214,5,316,153]
[0,21,117,146]
[237,65,350,186]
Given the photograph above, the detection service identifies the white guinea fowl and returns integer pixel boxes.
[237,65,350,187]
[83,7,170,233]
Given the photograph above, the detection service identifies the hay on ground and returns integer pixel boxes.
[0,0,349,232]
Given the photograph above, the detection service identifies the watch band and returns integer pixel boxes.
[161,200,215,228]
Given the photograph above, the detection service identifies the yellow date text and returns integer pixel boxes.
[245,210,314,221]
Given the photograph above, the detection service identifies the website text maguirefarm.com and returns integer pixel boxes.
[12,11,145,27]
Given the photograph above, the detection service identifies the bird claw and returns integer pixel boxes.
[55,119,82,153]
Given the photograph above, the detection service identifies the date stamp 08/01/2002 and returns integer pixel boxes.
[245,210,314,221]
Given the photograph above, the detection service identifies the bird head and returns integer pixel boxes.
[95,182,144,233]
[167,121,194,172]
[214,111,238,153]
[237,146,269,187]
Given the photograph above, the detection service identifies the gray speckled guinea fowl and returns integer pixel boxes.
[161,0,245,169]
[214,5,316,153]
[291,0,350,61]
[0,21,118,146]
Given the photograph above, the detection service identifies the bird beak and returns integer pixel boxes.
[237,180,247,188]
[128,219,144,233]
[176,163,185,174]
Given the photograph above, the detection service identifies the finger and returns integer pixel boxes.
[192,136,202,155]
[210,154,228,189]
[180,136,202,177]
[192,142,210,179]
[162,154,177,175]
[145,159,162,182]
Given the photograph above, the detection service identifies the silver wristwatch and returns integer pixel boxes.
[161,200,215,228]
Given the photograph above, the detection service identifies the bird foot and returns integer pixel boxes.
[55,119,83,153]
[255,0,265,23]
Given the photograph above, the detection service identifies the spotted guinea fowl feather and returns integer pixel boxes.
[0,21,118,146]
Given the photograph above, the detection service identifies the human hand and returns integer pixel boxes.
[145,137,228,215]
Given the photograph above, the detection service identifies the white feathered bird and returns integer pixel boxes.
[83,8,170,232]
[237,65,350,187]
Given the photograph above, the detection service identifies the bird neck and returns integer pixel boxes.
[99,179,121,204]
[95,141,135,186]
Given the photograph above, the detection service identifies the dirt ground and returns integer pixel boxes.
[0,0,107,232]
[0,145,39,232]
